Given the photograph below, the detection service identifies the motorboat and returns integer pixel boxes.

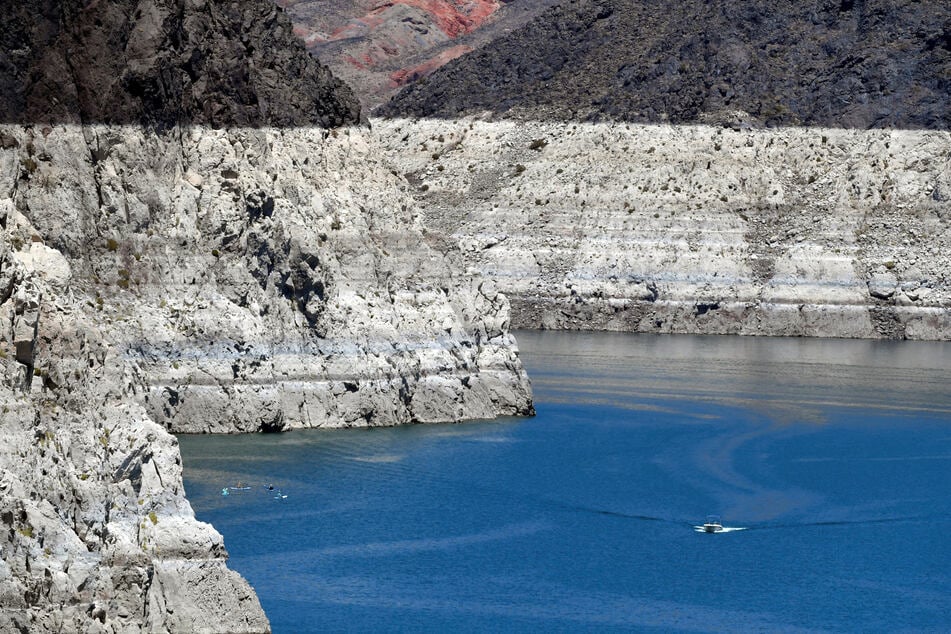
[702,515,723,533]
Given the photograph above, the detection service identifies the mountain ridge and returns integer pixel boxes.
[380,0,951,130]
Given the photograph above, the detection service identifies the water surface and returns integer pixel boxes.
[180,332,951,632]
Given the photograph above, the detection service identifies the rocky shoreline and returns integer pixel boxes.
[0,117,533,632]
[0,1,532,631]
[2,0,947,629]
[378,116,951,339]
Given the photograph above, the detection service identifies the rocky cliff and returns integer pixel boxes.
[0,0,532,631]
[380,0,951,130]
[374,0,951,339]
[0,0,361,127]
[377,117,951,339]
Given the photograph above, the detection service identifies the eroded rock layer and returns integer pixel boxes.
[2,123,532,432]
[0,0,532,631]
[379,117,951,339]
[0,121,531,630]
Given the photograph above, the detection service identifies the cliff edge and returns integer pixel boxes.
[378,117,951,339]
[0,0,532,631]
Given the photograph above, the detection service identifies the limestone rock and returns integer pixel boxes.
[0,333,270,632]
[11,244,71,290]
[378,117,951,340]
[0,67,533,634]
[868,273,898,300]
[0,0,532,631]
[12,277,40,367]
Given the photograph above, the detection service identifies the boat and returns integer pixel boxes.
[702,515,723,533]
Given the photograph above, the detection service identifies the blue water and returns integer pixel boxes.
[180,332,951,632]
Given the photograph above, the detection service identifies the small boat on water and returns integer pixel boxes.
[702,515,723,533]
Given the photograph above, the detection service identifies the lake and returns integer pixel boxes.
[179,331,951,632]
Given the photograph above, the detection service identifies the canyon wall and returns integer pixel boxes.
[377,0,950,340]
[0,0,531,631]
[378,117,951,339]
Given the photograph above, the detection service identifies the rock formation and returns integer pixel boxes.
[377,117,951,339]
[274,0,562,108]
[0,0,361,128]
[373,0,951,339]
[380,0,951,130]
[0,0,532,630]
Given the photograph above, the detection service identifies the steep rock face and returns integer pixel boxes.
[0,122,532,432]
[0,255,269,632]
[0,0,362,127]
[0,0,532,631]
[378,117,951,339]
[380,0,951,130]
[274,0,561,108]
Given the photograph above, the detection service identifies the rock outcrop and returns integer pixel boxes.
[3,123,532,433]
[380,0,951,130]
[0,0,532,631]
[0,247,270,632]
[377,117,951,339]
[0,0,361,127]
[375,0,951,339]
[274,0,562,108]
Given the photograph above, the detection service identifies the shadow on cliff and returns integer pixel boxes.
[0,0,362,128]
[378,0,951,131]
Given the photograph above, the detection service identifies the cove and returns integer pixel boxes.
[179,331,951,632]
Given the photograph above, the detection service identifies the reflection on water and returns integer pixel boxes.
[180,331,951,633]
[522,330,951,423]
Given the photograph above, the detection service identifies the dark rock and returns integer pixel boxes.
[0,0,362,127]
[380,0,951,130]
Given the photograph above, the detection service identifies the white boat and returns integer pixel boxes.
[702,515,723,533]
